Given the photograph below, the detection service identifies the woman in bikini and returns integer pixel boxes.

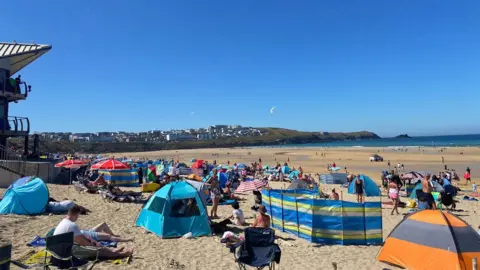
[388,180,400,215]
[207,169,221,219]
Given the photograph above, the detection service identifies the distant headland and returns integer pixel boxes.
[394,134,412,139]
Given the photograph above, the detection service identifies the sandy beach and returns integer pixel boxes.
[1,146,479,269]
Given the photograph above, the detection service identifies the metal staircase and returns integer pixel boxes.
[0,144,26,176]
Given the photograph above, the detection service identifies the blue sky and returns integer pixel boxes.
[2,0,480,137]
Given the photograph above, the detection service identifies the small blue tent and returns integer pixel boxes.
[348,175,381,196]
[281,166,291,174]
[136,181,211,238]
[0,177,49,215]
[288,170,300,180]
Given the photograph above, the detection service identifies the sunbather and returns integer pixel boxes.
[92,173,106,186]
[107,185,142,197]
[53,206,134,260]
[223,182,242,201]
[251,205,271,228]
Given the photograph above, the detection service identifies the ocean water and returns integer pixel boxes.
[268,134,480,148]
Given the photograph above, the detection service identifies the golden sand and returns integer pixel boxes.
[1,147,479,269]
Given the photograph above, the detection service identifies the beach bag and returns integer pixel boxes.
[141,182,161,193]
[406,200,416,208]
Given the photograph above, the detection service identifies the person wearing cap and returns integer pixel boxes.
[251,205,270,228]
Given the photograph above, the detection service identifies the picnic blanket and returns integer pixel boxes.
[18,250,131,268]
[27,236,117,247]
[207,199,236,206]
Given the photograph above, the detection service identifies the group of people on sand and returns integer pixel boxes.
[205,165,271,230]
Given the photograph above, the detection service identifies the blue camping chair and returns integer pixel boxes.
[229,228,281,270]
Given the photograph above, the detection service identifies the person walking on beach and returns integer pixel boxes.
[442,157,444,164]
[354,174,364,203]
[465,169,471,185]
[388,180,400,215]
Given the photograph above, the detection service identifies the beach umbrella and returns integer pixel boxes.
[235,179,267,194]
[55,160,87,184]
[91,159,130,170]
[55,159,86,169]
[401,171,424,180]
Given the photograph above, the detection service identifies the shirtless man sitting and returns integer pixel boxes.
[53,205,134,260]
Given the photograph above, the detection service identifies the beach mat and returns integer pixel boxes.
[207,199,236,206]
[381,201,406,208]
[28,236,117,247]
[17,250,130,267]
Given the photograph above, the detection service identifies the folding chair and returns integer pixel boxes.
[44,232,94,270]
[229,228,281,270]
[0,244,30,269]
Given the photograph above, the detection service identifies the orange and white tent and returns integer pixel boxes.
[377,210,480,270]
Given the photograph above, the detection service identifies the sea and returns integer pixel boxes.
[265,134,480,148]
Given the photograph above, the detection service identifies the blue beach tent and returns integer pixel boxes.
[281,166,291,174]
[136,181,211,238]
[0,177,49,215]
[348,175,381,196]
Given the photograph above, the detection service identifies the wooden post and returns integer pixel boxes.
[268,189,273,228]
[363,201,367,245]
[340,198,344,245]
[294,189,300,237]
[473,258,477,270]
[281,189,285,232]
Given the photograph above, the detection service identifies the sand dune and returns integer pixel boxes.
[1,147,479,269]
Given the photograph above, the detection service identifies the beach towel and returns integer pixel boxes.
[207,199,236,206]
[27,236,117,247]
[17,250,130,268]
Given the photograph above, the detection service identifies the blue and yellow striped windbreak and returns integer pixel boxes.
[262,189,382,245]
[99,169,139,187]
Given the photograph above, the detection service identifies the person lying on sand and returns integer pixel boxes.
[53,206,134,260]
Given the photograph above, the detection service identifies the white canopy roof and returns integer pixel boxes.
[0,42,52,75]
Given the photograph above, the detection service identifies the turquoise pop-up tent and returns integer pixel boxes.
[136,181,211,238]
[348,175,381,196]
[0,177,49,215]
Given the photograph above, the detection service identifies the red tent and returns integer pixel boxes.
[192,160,204,169]
[91,159,129,170]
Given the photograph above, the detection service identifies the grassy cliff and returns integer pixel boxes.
[9,128,380,153]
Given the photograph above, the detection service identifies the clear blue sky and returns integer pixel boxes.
[2,0,480,137]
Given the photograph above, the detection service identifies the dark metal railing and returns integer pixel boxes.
[0,144,26,176]
[0,79,29,98]
[0,116,30,134]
